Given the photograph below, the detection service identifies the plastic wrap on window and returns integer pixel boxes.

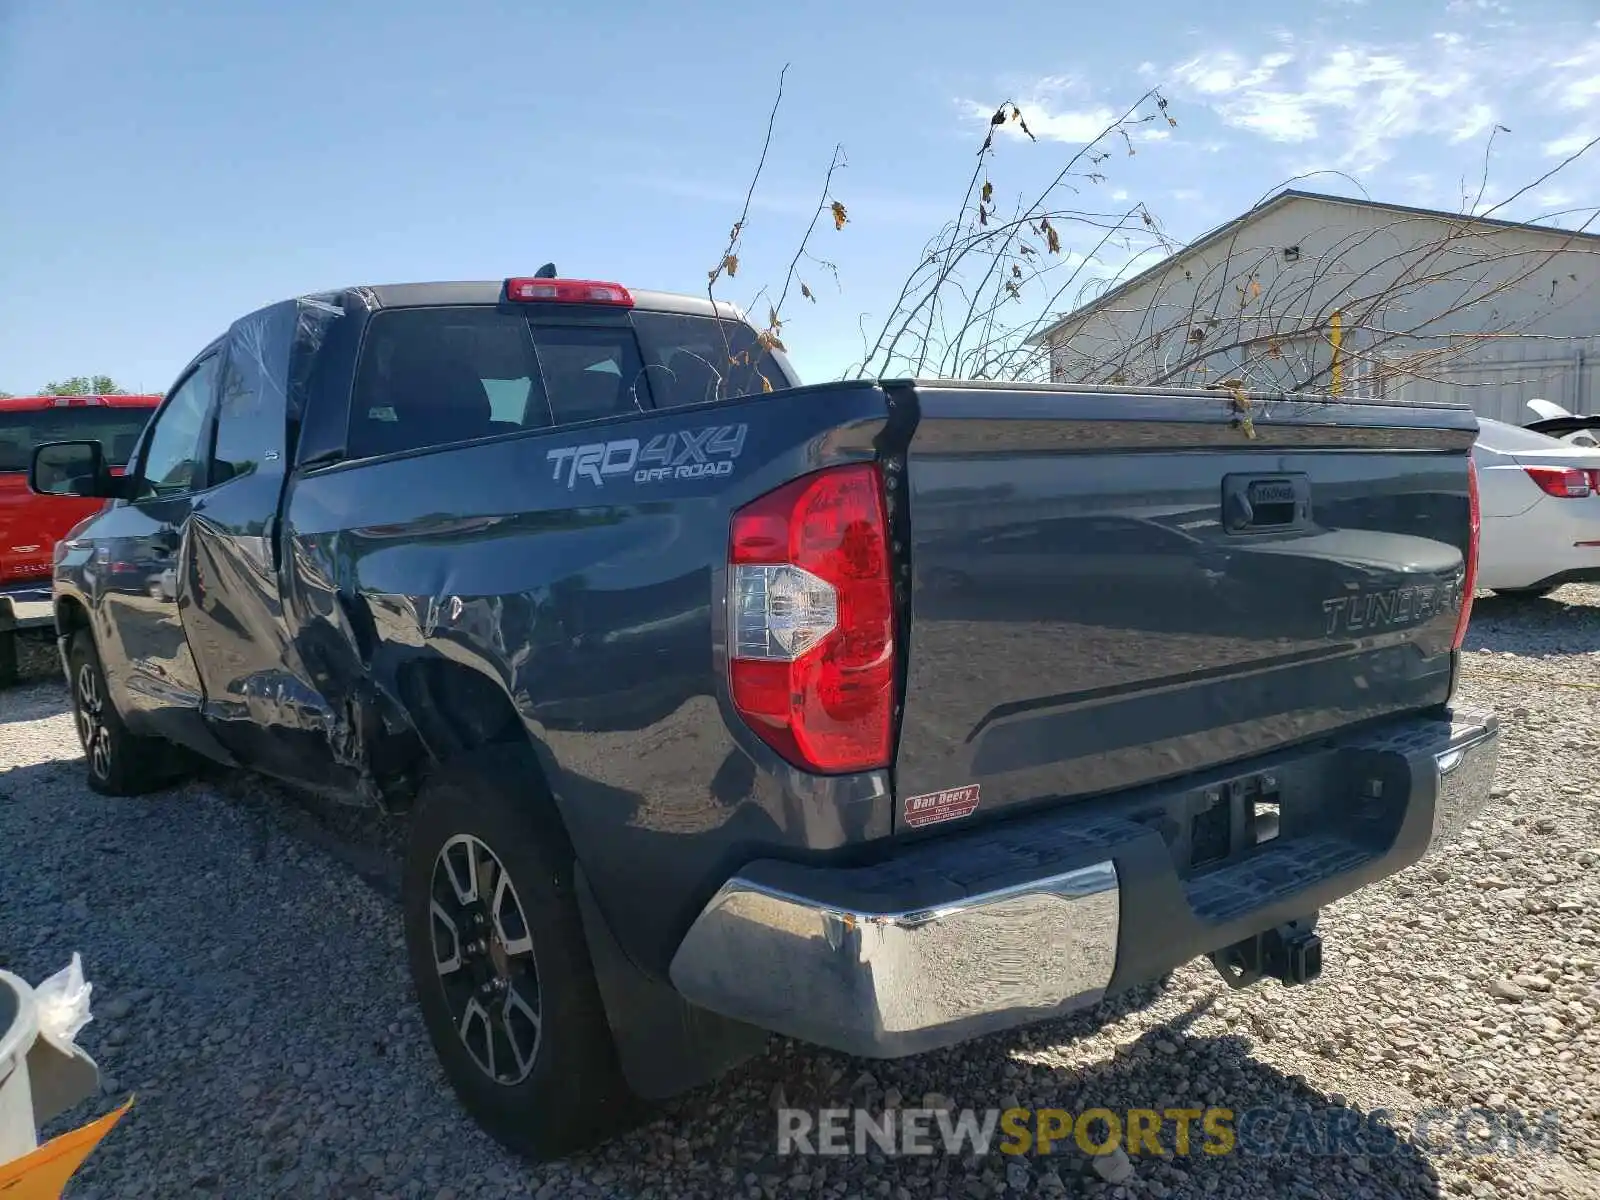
[221,292,345,427]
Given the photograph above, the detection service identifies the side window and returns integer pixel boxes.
[630,311,791,408]
[210,351,277,484]
[136,357,218,500]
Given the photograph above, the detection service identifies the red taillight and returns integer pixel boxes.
[727,463,896,773]
[503,278,634,307]
[1453,459,1481,650]
[1524,465,1593,498]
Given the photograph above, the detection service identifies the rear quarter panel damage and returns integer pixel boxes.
[280,385,897,975]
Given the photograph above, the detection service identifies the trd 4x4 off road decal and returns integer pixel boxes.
[546,424,748,490]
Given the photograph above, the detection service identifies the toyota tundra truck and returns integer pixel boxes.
[30,275,1498,1159]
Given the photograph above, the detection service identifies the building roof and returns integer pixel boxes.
[1028,188,1600,345]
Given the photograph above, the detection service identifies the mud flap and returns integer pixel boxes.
[574,866,768,1101]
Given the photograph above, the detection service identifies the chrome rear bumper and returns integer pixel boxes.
[1427,717,1499,853]
[669,708,1498,1059]
[670,861,1119,1058]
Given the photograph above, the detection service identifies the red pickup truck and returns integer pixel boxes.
[0,393,161,681]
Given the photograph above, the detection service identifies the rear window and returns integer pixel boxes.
[347,306,790,460]
[0,405,155,473]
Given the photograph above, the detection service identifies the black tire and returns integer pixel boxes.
[402,745,636,1160]
[0,630,17,688]
[66,629,181,796]
[1492,586,1555,599]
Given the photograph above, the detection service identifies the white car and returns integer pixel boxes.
[1525,398,1600,448]
[1474,416,1600,597]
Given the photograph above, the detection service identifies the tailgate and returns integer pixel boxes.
[893,384,1477,829]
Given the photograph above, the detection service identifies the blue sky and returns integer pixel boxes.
[4,0,1600,393]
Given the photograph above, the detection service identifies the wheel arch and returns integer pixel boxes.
[391,656,763,1099]
[395,655,535,764]
[390,656,571,832]
[55,592,90,638]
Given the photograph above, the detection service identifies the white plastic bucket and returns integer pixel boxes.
[0,963,102,1170]
[0,970,42,1164]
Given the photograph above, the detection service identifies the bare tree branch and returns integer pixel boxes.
[709,71,1600,409]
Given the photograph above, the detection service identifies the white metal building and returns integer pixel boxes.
[1033,190,1600,423]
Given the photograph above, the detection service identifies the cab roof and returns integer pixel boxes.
[353,280,747,323]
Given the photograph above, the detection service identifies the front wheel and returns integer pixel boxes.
[402,746,637,1160]
[66,629,181,796]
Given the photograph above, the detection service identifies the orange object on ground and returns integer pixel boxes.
[0,1096,133,1199]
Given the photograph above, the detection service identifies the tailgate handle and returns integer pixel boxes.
[1222,473,1311,533]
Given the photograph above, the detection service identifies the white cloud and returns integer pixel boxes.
[1023,106,1121,144]
[1172,50,1294,99]
[1220,91,1319,142]
[1448,102,1496,144]
[961,18,1600,239]
[1172,189,1204,202]
[1544,130,1599,158]
[959,72,1175,150]
[961,98,1120,146]
[1468,189,1507,216]
[1547,46,1600,110]
[1162,29,1600,174]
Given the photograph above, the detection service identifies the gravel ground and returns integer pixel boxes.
[3,590,1600,1199]
[6,627,60,687]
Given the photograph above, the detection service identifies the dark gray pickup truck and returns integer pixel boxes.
[31,275,1499,1158]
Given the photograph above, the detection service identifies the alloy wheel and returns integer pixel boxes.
[75,662,112,781]
[429,833,543,1085]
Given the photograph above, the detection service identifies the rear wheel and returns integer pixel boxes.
[66,629,181,796]
[402,746,637,1160]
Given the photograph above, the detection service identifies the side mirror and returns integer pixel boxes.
[29,440,122,499]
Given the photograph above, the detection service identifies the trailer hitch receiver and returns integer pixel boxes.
[1210,918,1323,989]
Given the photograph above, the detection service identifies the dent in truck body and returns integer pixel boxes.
[178,295,380,796]
[48,296,361,781]
[281,381,900,980]
[47,280,1497,1115]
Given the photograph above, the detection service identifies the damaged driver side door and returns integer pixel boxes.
[182,337,360,797]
